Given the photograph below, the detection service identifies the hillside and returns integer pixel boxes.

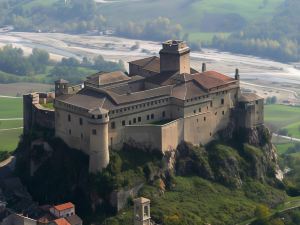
[98,0,283,41]
[14,122,290,225]
[3,0,300,61]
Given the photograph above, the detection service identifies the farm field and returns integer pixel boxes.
[265,105,300,139]
[0,83,53,97]
[0,129,22,152]
[0,96,23,152]
[0,97,23,119]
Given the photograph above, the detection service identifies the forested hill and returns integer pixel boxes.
[212,0,300,62]
[1,0,300,62]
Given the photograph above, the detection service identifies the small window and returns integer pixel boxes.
[221,99,224,105]
[210,102,213,107]
[194,110,196,114]
[92,129,97,135]
[199,108,201,112]
[133,118,137,124]
[81,133,83,139]
[68,114,71,122]
[215,112,218,116]
[256,100,259,105]
[122,120,126,126]
[129,120,132,125]
[98,115,103,119]
[138,117,141,122]
[162,111,166,118]
[210,132,212,137]
[69,129,71,135]
[204,117,206,121]
[111,122,116,129]
[147,115,150,120]
[151,114,154,119]
[222,111,225,115]
[79,118,83,125]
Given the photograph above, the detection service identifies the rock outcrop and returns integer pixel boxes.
[174,125,282,188]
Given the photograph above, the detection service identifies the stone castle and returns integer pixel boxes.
[24,40,264,173]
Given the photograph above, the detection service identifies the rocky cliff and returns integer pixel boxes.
[174,125,282,189]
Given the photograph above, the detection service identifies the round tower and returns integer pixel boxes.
[88,107,110,173]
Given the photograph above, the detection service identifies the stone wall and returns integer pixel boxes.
[110,183,144,212]
[23,93,55,134]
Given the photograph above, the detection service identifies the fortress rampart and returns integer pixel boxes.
[23,92,55,134]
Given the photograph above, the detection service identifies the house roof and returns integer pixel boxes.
[53,202,74,211]
[134,197,150,204]
[55,79,69,84]
[129,56,160,73]
[239,93,263,102]
[54,218,71,225]
[192,71,236,90]
[86,71,130,86]
[66,215,82,225]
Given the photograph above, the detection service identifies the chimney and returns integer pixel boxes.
[202,63,206,72]
[235,68,240,80]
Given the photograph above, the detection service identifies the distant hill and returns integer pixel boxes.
[97,0,284,42]
[1,0,299,62]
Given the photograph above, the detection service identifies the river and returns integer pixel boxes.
[0,32,300,86]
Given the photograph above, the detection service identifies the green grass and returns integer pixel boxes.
[265,105,300,136]
[0,120,23,129]
[0,97,23,153]
[189,32,230,43]
[275,143,295,154]
[108,176,286,225]
[99,0,283,40]
[0,129,22,152]
[20,0,59,10]
[41,102,54,109]
[0,97,23,119]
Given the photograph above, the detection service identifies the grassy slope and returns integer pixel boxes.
[0,129,22,152]
[265,105,300,139]
[0,97,23,119]
[108,176,285,225]
[0,97,23,152]
[99,0,283,41]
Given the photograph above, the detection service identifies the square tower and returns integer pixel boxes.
[134,197,151,225]
[159,40,191,74]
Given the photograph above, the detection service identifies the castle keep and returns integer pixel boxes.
[24,40,264,173]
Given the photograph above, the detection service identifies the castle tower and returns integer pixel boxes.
[134,197,151,225]
[88,107,110,173]
[55,79,69,97]
[159,40,191,74]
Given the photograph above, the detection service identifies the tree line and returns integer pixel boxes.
[0,45,124,83]
[209,0,300,62]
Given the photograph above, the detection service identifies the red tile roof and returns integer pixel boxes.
[54,218,71,225]
[193,71,236,90]
[54,202,74,211]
